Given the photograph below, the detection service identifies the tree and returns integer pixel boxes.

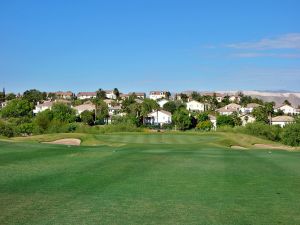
[23,89,45,105]
[141,99,159,124]
[51,103,76,123]
[283,99,291,106]
[172,108,191,130]
[113,88,120,99]
[197,112,209,123]
[81,110,95,125]
[0,88,5,103]
[0,99,33,118]
[96,89,106,100]
[216,115,235,127]
[94,99,109,123]
[48,92,57,100]
[180,93,188,102]
[163,101,177,114]
[232,112,242,126]
[252,106,269,124]
[34,109,53,132]
[165,92,171,100]
[5,93,16,101]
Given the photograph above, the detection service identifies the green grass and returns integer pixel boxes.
[1,133,300,224]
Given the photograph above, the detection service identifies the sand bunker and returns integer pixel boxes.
[253,144,295,151]
[43,138,81,146]
[231,145,247,150]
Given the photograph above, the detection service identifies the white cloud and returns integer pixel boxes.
[232,52,300,58]
[227,33,300,50]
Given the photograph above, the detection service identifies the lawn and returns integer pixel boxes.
[1,133,300,224]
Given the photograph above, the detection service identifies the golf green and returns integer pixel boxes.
[1,133,300,225]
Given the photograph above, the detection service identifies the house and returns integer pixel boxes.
[145,110,172,126]
[73,103,95,115]
[0,101,8,109]
[209,115,217,130]
[129,92,146,99]
[229,94,241,103]
[55,91,73,99]
[77,92,97,100]
[186,100,206,112]
[108,105,122,116]
[104,99,114,107]
[202,92,224,102]
[275,104,299,115]
[105,90,117,100]
[149,91,168,100]
[216,103,241,115]
[33,101,53,114]
[158,99,169,108]
[240,114,256,126]
[241,103,261,114]
[271,116,294,127]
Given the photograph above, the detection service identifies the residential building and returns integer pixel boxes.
[275,104,299,115]
[186,100,206,112]
[240,114,256,126]
[33,101,53,114]
[241,103,261,114]
[271,116,294,127]
[105,90,117,100]
[216,103,241,115]
[149,91,168,100]
[108,105,122,116]
[73,103,95,115]
[145,110,172,126]
[77,92,97,100]
[55,91,73,99]
[158,99,169,108]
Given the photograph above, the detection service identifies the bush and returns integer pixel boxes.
[34,109,53,132]
[16,123,35,136]
[217,115,235,127]
[80,110,94,125]
[196,120,213,131]
[244,122,282,141]
[281,123,300,146]
[161,123,174,130]
[0,120,14,137]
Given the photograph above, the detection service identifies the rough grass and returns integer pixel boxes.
[1,133,300,224]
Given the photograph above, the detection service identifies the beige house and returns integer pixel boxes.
[149,91,168,100]
[271,116,294,127]
[241,103,261,114]
[240,114,256,126]
[217,103,241,115]
[186,100,206,112]
[73,103,95,115]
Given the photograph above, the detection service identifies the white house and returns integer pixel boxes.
[33,101,53,114]
[105,90,117,100]
[108,105,122,116]
[240,114,256,126]
[158,99,169,108]
[216,103,241,115]
[241,103,261,114]
[229,94,241,102]
[77,92,97,100]
[186,100,206,112]
[146,110,172,126]
[275,104,299,115]
[149,91,168,100]
[73,103,95,115]
[271,116,294,127]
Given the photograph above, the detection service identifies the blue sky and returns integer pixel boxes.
[0,0,300,93]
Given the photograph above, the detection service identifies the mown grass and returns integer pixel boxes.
[1,133,300,224]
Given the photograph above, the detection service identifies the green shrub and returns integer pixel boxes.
[281,123,300,146]
[244,122,282,141]
[217,115,235,127]
[196,120,213,131]
[16,123,35,136]
[0,120,14,137]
